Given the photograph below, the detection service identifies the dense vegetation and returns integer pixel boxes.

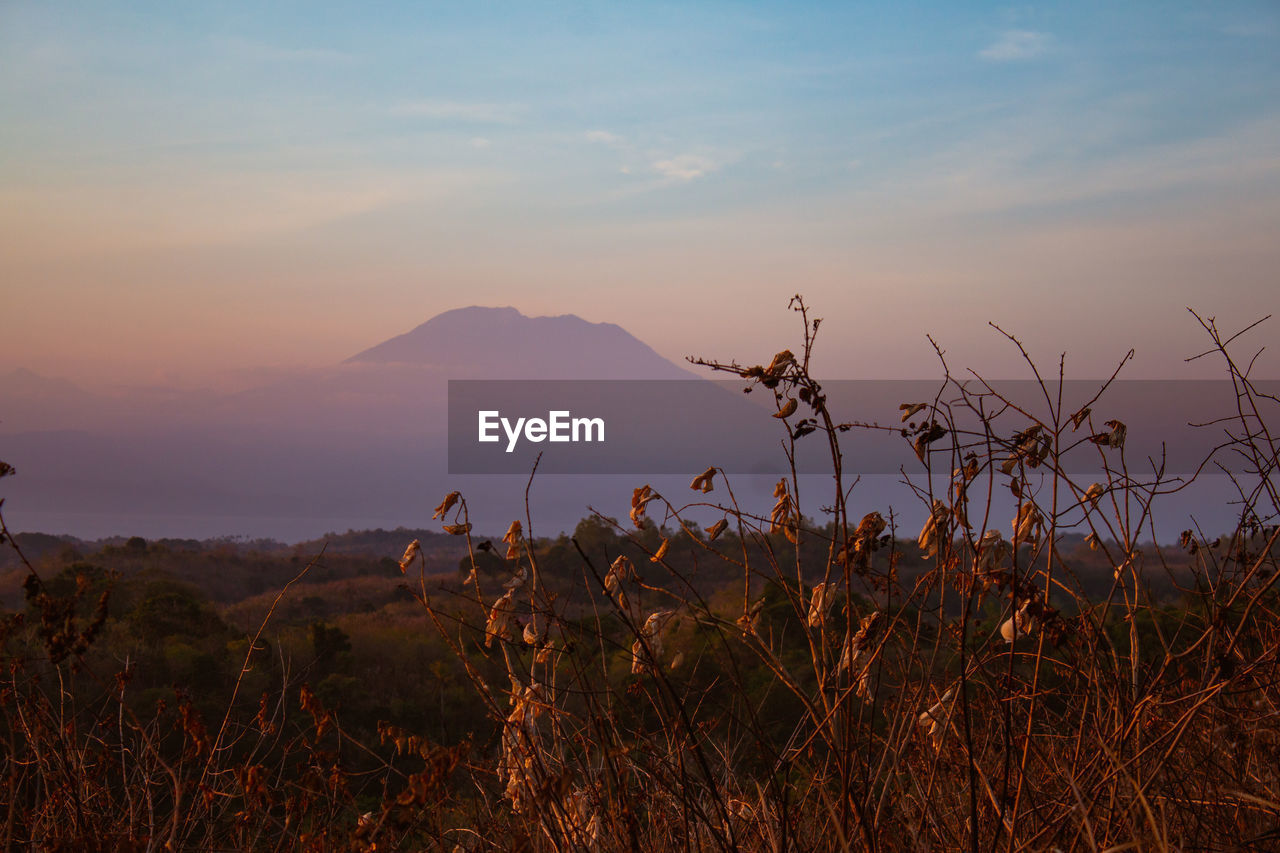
[3,299,1278,851]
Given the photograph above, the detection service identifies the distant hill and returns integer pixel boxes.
[346,306,697,379]
[1,306,710,540]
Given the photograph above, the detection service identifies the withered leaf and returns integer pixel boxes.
[792,419,817,440]
[766,350,795,376]
[398,539,421,574]
[484,590,516,648]
[442,522,472,536]
[605,555,635,592]
[918,500,949,558]
[900,403,927,423]
[1104,420,1126,449]
[630,484,659,528]
[432,491,461,520]
[1090,420,1126,449]
[806,583,833,629]
[689,466,717,493]
[1012,502,1043,543]
[502,520,523,560]
[707,518,729,541]
[770,479,799,543]
[774,398,798,419]
[913,423,948,462]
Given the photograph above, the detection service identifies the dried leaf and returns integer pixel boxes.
[432,491,461,520]
[689,466,717,493]
[1104,419,1126,449]
[642,609,676,637]
[918,500,949,559]
[917,687,955,748]
[766,350,795,376]
[770,479,799,543]
[502,520,523,560]
[1070,406,1091,431]
[1000,600,1037,643]
[1012,502,1043,544]
[443,522,472,536]
[837,611,883,677]
[503,563,529,590]
[605,555,635,592]
[806,583,833,628]
[840,512,887,570]
[707,518,729,541]
[975,530,1008,578]
[398,539,421,574]
[899,402,927,422]
[1090,420,1127,449]
[792,418,817,440]
[630,639,647,675]
[630,484,658,528]
[631,610,676,673]
[650,537,670,563]
[913,423,947,462]
[485,591,517,648]
[774,398,798,419]
[522,614,545,646]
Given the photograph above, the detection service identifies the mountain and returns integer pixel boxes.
[346,306,697,379]
[0,307,718,540]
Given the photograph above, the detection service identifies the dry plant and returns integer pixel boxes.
[406,297,1280,851]
[3,297,1279,851]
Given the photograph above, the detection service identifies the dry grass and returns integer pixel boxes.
[3,297,1279,851]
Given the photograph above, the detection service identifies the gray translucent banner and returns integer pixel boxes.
[447,379,1279,476]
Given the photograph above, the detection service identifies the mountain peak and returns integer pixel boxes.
[345,306,695,379]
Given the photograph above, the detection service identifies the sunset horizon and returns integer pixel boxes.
[3,3,1280,850]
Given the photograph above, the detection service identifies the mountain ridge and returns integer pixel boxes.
[346,305,697,380]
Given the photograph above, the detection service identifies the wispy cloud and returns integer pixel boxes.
[979,30,1049,62]
[470,137,492,148]
[652,154,719,182]
[586,130,622,144]
[391,100,523,123]
[0,168,504,254]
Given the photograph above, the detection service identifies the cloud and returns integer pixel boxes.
[470,137,492,148]
[979,30,1049,61]
[652,154,719,182]
[0,167,504,254]
[391,100,522,123]
[586,130,622,144]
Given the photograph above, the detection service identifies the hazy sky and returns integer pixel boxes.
[4,1,1279,387]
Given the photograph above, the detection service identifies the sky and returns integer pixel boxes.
[3,0,1279,388]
